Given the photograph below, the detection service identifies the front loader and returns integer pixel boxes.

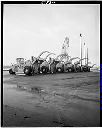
[64,57,80,72]
[24,51,50,75]
[9,58,25,75]
[9,51,51,76]
[55,54,71,73]
[40,53,56,74]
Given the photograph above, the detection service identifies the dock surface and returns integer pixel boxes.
[3,71,100,127]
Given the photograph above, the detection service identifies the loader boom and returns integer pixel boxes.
[37,51,50,59]
[44,53,56,60]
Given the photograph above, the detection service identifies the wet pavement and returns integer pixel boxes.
[3,71,100,127]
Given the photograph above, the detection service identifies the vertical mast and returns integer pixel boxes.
[61,37,69,61]
[80,34,82,66]
[87,48,88,66]
[85,49,86,65]
[84,42,86,65]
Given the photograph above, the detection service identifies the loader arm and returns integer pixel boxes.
[55,54,63,60]
[37,51,50,59]
[65,57,80,65]
[76,58,88,66]
[78,58,88,62]
[91,64,96,68]
[55,54,71,60]
[74,58,87,65]
[44,53,56,60]
[69,57,80,61]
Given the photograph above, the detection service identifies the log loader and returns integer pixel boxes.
[40,53,56,74]
[9,51,51,75]
[24,51,50,75]
[64,57,80,72]
[54,54,71,73]
[73,58,86,72]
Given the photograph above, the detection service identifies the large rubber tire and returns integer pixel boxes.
[50,66,56,74]
[83,67,86,72]
[57,68,63,73]
[88,67,90,72]
[9,69,15,74]
[72,67,75,72]
[24,66,32,76]
[68,68,72,72]
[50,63,56,74]
[77,67,81,72]
[80,67,83,72]
[41,66,48,74]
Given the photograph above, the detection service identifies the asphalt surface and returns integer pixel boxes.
[3,71,100,127]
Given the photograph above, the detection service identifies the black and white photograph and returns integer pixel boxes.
[2,3,100,127]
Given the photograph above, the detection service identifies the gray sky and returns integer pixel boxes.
[3,4,100,66]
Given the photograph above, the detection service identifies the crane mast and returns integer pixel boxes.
[61,37,69,61]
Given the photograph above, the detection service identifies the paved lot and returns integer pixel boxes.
[3,71,100,127]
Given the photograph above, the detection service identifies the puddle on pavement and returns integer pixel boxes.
[3,71,15,82]
[3,71,100,126]
[3,83,48,112]
[16,84,47,94]
[3,82,65,114]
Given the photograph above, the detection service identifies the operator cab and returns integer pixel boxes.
[16,58,24,65]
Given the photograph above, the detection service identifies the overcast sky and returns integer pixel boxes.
[3,4,100,66]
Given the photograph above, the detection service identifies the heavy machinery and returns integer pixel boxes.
[49,58,58,74]
[9,35,95,75]
[82,48,96,72]
[74,58,87,72]
[40,53,56,74]
[50,54,79,73]
[81,63,96,72]
[56,61,64,73]
[74,57,95,72]
[40,53,68,74]
[54,54,70,73]
[79,35,93,72]
[24,51,51,75]
[64,57,80,72]
[9,58,25,75]
[9,51,51,75]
